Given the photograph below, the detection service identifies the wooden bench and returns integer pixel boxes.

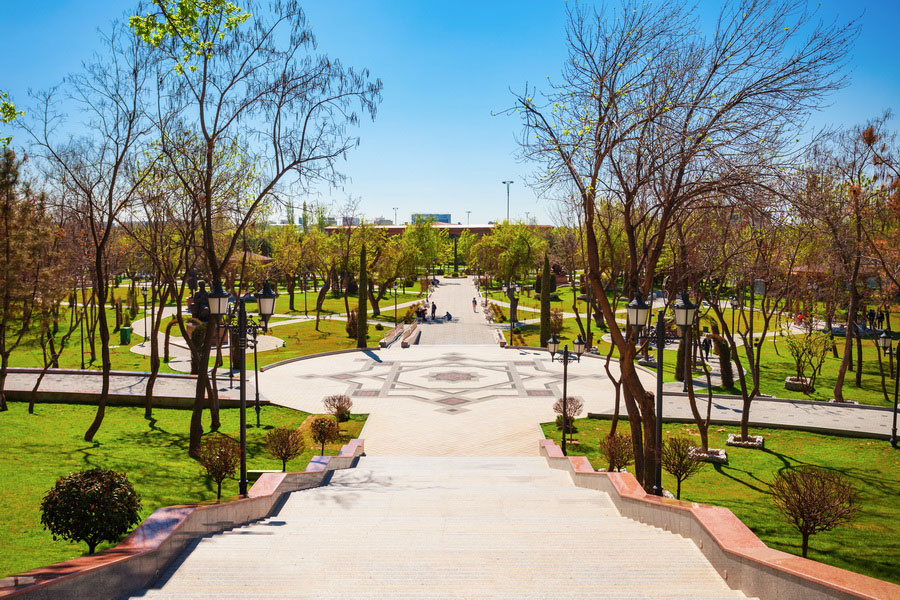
[400,324,420,348]
[379,325,404,348]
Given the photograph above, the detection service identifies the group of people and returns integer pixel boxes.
[415,301,452,323]
[867,309,886,331]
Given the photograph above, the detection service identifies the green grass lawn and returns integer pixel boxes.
[0,402,365,578]
[272,288,423,315]
[541,418,900,584]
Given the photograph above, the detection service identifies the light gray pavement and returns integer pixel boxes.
[132,456,749,600]
[417,276,497,345]
[258,345,896,456]
[2,368,241,403]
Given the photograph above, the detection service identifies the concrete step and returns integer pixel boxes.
[130,457,751,599]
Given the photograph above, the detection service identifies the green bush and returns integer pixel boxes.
[345,309,359,339]
[375,323,384,331]
[40,468,142,554]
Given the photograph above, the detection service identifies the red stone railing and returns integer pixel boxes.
[0,439,365,600]
[539,440,900,600]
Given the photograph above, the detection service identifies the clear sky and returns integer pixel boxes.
[3,1,898,225]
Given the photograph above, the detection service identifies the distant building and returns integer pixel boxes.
[341,216,360,226]
[373,217,393,225]
[411,213,451,224]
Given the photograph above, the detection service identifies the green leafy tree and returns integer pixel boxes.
[540,253,551,347]
[130,0,251,75]
[40,468,142,554]
[1,90,24,148]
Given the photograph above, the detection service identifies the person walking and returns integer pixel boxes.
[472,297,477,312]
[701,336,712,361]
[431,302,437,320]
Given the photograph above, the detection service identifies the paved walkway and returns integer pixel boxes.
[131,457,749,599]
[258,346,896,455]
[417,277,497,345]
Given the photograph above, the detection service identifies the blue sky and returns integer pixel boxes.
[3,1,898,225]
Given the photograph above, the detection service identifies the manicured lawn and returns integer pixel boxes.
[0,402,365,578]
[272,289,423,315]
[542,418,900,584]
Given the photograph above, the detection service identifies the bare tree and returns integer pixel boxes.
[661,436,704,500]
[511,0,855,489]
[771,466,858,558]
[132,0,382,455]
[264,426,305,472]
[23,24,154,439]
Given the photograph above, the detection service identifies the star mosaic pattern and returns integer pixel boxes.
[298,352,592,414]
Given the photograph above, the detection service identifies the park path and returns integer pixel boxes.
[416,276,498,345]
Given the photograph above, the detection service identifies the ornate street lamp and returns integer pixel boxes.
[674,292,698,393]
[547,333,585,456]
[141,281,148,339]
[626,292,651,332]
[209,280,278,495]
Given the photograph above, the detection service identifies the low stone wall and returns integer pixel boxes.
[379,325,404,348]
[538,440,899,600]
[0,439,366,600]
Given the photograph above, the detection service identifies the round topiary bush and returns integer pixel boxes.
[40,468,142,554]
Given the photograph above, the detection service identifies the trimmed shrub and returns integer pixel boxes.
[40,468,142,554]
[549,308,564,335]
[375,323,384,331]
[323,394,353,422]
[197,435,241,500]
[600,433,634,472]
[265,427,305,472]
[310,416,341,455]
[345,308,359,339]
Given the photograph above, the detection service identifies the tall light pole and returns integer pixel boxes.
[525,211,530,224]
[466,210,471,225]
[392,207,398,225]
[502,180,514,222]
[547,334,585,456]
[208,280,277,496]
[627,292,656,493]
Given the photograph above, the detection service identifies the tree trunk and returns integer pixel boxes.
[833,265,860,402]
[84,266,112,442]
[287,276,296,311]
[801,532,809,558]
[854,319,863,387]
[0,357,8,412]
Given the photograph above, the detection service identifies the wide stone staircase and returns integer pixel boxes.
[130,457,750,599]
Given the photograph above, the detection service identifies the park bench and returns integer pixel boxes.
[379,325,404,348]
[496,329,507,348]
[400,324,420,348]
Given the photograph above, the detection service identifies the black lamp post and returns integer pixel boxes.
[141,282,148,341]
[394,280,399,326]
[729,296,738,335]
[675,292,698,393]
[502,282,522,343]
[879,332,897,448]
[546,333,585,456]
[208,279,277,495]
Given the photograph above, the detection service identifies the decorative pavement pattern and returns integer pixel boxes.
[295,351,578,416]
